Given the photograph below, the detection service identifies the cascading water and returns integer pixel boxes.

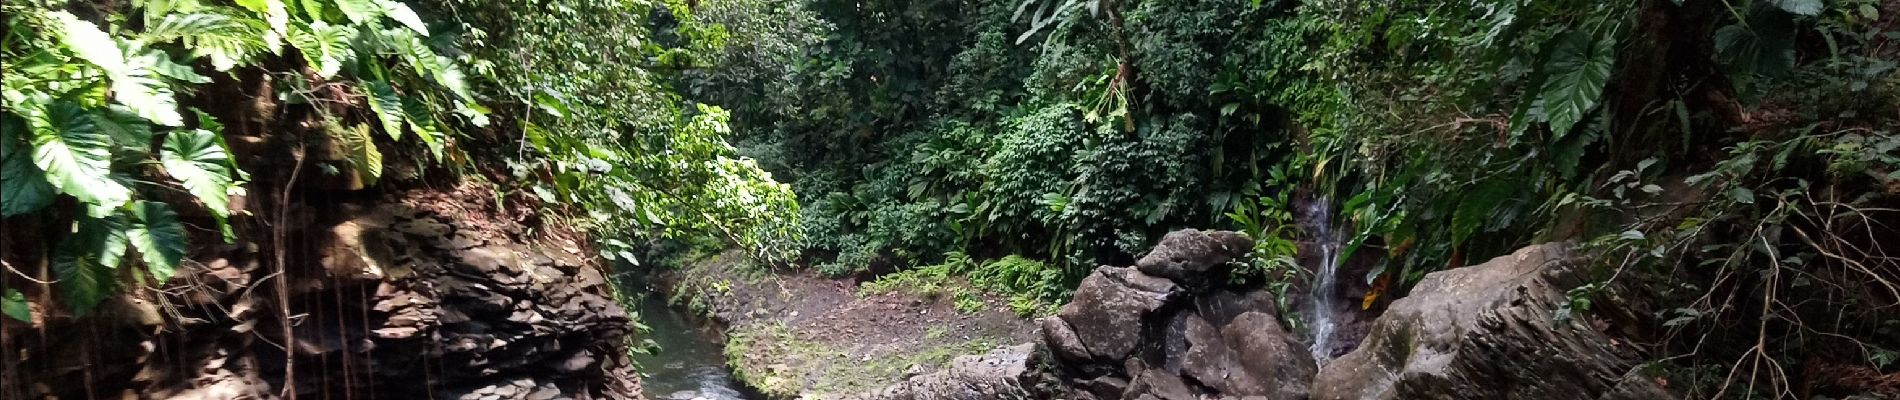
[1302,198,1343,364]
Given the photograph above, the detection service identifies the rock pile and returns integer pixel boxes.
[1042,229,1315,400]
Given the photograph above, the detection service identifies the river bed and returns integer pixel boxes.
[630,294,758,400]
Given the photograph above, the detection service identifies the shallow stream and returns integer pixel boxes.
[629,294,759,400]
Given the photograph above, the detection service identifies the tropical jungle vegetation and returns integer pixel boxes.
[2,0,1896,398]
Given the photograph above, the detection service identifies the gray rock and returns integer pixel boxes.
[1040,317,1091,364]
[1135,229,1254,281]
[1222,312,1313,400]
[1125,361,1197,400]
[1310,243,1653,400]
[1057,267,1178,362]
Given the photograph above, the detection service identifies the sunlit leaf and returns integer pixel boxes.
[161,128,236,217]
[29,102,132,209]
[333,123,383,188]
[379,1,431,36]
[363,80,407,140]
[286,21,356,78]
[127,201,188,284]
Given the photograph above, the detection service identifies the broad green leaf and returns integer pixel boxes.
[232,0,289,48]
[108,64,185,127]
[2,289,28,322]
[533,91,570,119]
[381,30,474,102]
[161,129,236,217]
[1772,0,1823,16]
[1549,119,1601,180]
[287,21,356,78]
[2,114,57,216]
[403,97,447,160]
[49,11,129,76]
[379,0,430,36]
[127,201,188,283]
[1537,31,1615,139]
[54,214,131,315]
[522,120,552,151]
[91,106,154,150]
[143,51,212,84]
[363,80,407,140]
[51,13,184,126]
[1715,10,1797,80]
[296,0,326,19]
[333,0,386,24]
[29,102,132,209]
[333,123,383,187]
[1451,178,1516,244]
[146,13,270,71]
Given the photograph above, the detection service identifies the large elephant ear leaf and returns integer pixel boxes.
[1536,31,1615,140]
[161,128,236,217]
[332,0,388,25]
[286,21,356,78]
[49,11,184,126]
[332,123,383,188]
[3,114,58,216]
[127,201,188,284]
[54,214,131,315]
[29,102,132,211]
[363,80,407,140]
[378,0,430,36]
[92,105,154,152]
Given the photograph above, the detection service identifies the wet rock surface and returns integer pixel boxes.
[1310,243,1663,400]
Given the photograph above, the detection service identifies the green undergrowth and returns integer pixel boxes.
[860,252,1064,317]
[723,321,1007,398]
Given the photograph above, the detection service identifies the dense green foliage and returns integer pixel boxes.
[3,0,472,315]
[1,0,799,317]
[694,0,1310,279]
[688,0,1897,395]
[4,0,1894,396]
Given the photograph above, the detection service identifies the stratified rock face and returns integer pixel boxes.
[1309,243,1662,400]
[314,203,642,400]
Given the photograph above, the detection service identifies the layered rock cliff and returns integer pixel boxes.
[1,186,643,399]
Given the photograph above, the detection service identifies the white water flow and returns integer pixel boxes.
[1303,198,1343,363]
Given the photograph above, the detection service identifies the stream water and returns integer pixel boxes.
[629,294,758,400]
[1302,198,1344,364]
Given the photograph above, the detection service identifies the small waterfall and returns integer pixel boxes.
[1302,198,1342,363]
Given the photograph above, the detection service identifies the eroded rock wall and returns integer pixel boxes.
[1,193,643,400]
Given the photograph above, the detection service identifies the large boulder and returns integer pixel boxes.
[1310,243,1663,400]
[1136,229,1255,281]
[1056,266,1179,362]
[1176,311,1313,399]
